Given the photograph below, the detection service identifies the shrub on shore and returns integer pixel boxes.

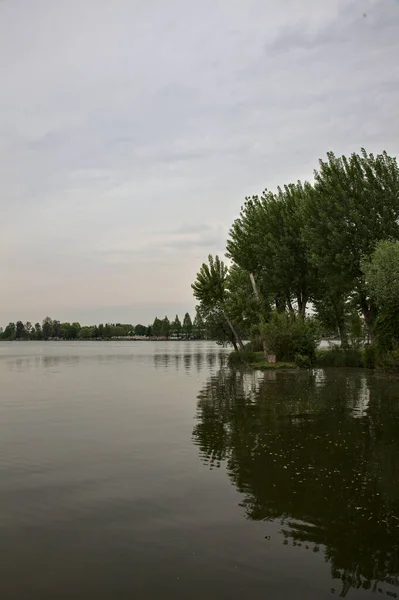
[316,347,363,368]
[227,348,257,367]
[295,354,312,368]
[261,312,320,364]
[363,344,376,369]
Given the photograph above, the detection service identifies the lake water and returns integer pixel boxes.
[1,341,399,599]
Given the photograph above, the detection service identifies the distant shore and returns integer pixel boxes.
[0,337,206,342]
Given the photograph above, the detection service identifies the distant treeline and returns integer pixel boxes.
[0,312,210,341]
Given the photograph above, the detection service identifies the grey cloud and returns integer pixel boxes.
[162,233,225,250]
[155,224,213,236]
[0,0,399,324]
[101,223,226,265]
[265,4,399,62]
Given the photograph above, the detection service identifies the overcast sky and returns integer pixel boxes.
[1,0,398,326]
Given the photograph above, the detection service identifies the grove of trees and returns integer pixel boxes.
[192,148,399,367]
[0,319,135,340]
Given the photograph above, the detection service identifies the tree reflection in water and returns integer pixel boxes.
[192,368,399,597]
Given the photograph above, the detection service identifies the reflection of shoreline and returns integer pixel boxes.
[6,354,147,370]
[192,368,399,597]
[7,355,82,370]
[3,349,228,374]
[153,351,226,373]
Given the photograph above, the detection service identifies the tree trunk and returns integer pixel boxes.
[338,320,348,348]
[286,297,295,316]
[360,299,378,344]
[335,307,348,348]
[249,273,260,302]
[297,292,308,317]
[329,293,348,348]
[224,314,245,352]
[275,294,286,313]
[250,272,269,359]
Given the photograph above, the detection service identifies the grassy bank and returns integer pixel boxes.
[315,347,364,368]
[316,345,399,372]
[229,345,399,373]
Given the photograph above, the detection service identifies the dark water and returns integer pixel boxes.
[1,342,399,599]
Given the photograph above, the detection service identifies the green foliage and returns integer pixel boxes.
[60,322,81,339]
[192,255,228,308]
[182,312,193,337]
[261,312,320,363]
[363,345,376,369]
[199,308,233,346]
[0,316,198,341]
[78,326,94,339]
[362,240,399,308]
[227,349,257,367]
[377,346,399,373]
[225,264,270,337]
[313,291,351,345]
[34,323,42,340]
[52,320,62,338]
[134,324,148,336]
[2,322,16,340]
[308,149,399,282]
[374,309,399,354]
[227,181,317,315]
[244,339,264,352]
[152,317,163,336]
[362,240,399,352]
[305,149,399,338]
[316,347,363,368]
[348,309,365,347]
[171,315,182,336]
[295,354,312,368]
[160,316,171,337]
[192,255,244,349]
[192,147,399,351]
[193,307,205,339]
[15,321,26,339]
[42,316,53,340]
[314,299,340,339]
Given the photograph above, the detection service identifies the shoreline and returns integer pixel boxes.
[0,337,209,342]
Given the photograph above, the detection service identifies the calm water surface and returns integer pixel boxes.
[1,341,399,599]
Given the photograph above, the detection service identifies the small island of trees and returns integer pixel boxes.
[192,148,399,371]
